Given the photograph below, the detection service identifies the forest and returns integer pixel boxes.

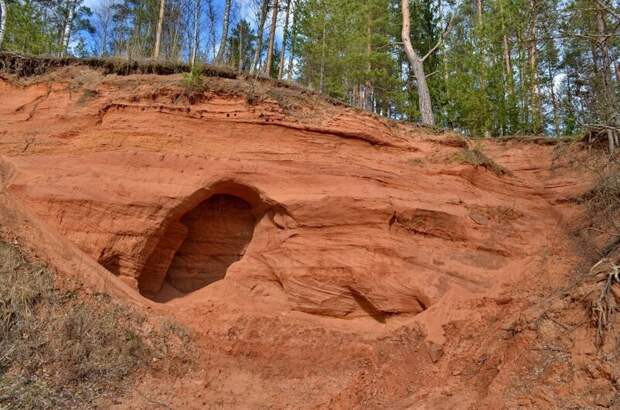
[0,0,617,138]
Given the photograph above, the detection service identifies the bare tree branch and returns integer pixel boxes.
[421,13,456,62]
[594,0,620,21]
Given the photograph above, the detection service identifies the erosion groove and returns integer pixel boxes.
[97,101,403,148]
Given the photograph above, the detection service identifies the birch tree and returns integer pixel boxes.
[206,0,217,59]
[191,0,201,66]
[215,0,232,64]
[251,0,270,73]
[154,0,166,59]
[277,0,292,79]
[60,0,77,56]
[0,0,6,51]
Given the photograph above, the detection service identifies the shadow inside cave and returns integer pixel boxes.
[140,193,256,303]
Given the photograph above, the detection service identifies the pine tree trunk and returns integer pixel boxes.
[238,24,244,72]
[443,49,449,98]
[251,0,269,74]
[548,65,560,136]
[215,0,232,64]
[264,0,280,76]
[154,0,166,59]
[595,2,615,124]
[502,34,514,93]
[499,0,514,96]
[565,74,575,132]
[0,0,6,51]
[476,0,488,135]
[206,0,217,59]
[527,0,542,132]
[365,4,373,112]
[400,0,434,126]
[277,0,292,79]
[191,0,201,66]
[286,3,297,79]
[319,21,326,93]
[61,0,77,57]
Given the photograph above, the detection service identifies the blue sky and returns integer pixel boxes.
[83,0,255,20]
[80,0,284,59]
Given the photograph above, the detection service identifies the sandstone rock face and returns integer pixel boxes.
[0,72,539,314]
[0,66,607,408]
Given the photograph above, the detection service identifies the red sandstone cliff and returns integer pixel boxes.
[0,61,617,408]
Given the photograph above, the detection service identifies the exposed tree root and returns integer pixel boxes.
[590,258,620,347]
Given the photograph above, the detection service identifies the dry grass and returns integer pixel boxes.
[0,241,195,409]
[454,145,509,176]
[437,134,468,148]
[582,162,620,258]
[0,52,237,79]
[586,166,620,221]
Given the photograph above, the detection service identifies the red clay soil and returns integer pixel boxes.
[0,66,618,408]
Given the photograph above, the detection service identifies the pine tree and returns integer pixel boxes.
[228,19,256,71]
[264,0,279,75]
[401,0,452,125]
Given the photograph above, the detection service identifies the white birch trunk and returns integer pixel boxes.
[215,0,232,64]
[154,0,166,59]
[277,0,292,79]
[0,0,6,51]
[191,0,201,66]
[61,0,77,57]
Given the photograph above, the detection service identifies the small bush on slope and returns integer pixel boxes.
[0,241,194,409]
[454,144,509,176]
[181,64,205,93]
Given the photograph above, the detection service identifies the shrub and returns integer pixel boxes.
[181,64,205,95]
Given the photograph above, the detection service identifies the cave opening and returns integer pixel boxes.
[140,193,257,302]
